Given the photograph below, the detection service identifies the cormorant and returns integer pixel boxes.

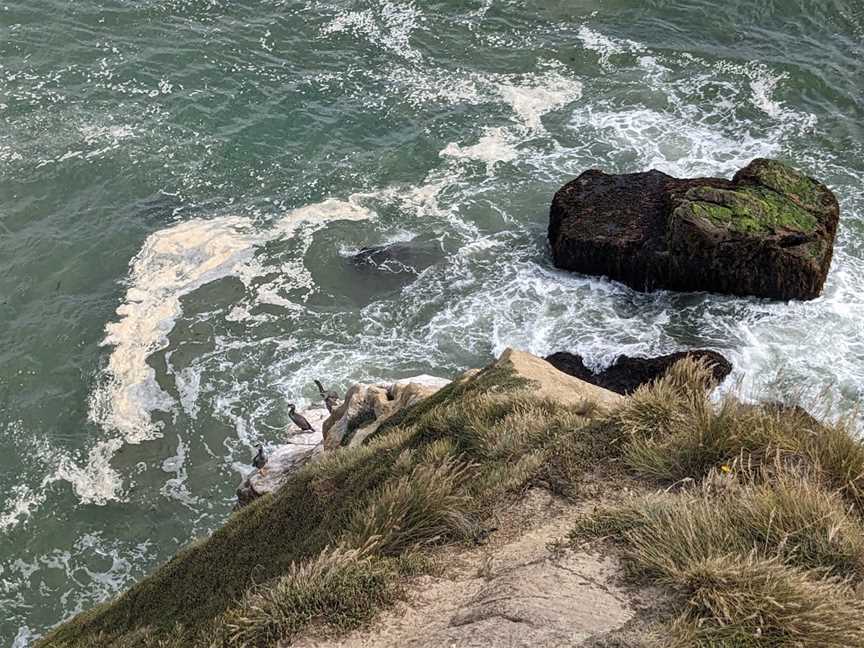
[314,379,340,413]
[287,403,314,432]
[252,445,267,469]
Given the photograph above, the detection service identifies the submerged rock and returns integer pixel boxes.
[548,159,840,300]
[349,240,443,276]
[545,350,732,395]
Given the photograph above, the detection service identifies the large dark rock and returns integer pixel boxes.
[545,350,732,395]
[548,159,840,300]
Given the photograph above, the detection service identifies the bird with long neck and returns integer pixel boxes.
[287,403,314,433]
[314,379,340,413]
[252,445,267,469]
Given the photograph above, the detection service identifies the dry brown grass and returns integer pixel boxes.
[665,554,864,647]
[574,357,864,647]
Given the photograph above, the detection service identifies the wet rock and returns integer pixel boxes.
[548,159,840,300]
[235,407,328,507]
[545,350,732,395]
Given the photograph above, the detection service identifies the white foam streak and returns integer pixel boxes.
[52,440,125,505]
[440,127,520,172]
[92,215,254,443]
[497,71,584,132]
[0,484,46,532]
[82,198,372,504]
[439,66,583,168]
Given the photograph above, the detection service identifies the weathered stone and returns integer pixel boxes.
[235,407,328,507]
[545,349,732,395]
[323,375,450,449]
[495,348,623,412]
[548,159,840,300]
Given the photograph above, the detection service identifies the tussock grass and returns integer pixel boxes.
[666,554,864,648]
[616,358,864,513]
[574,357,864,647]
[343,457,476,555]
[573,471,864,581]
[221,546,401,648]
[42,362,599,648]
[47,353,864,648]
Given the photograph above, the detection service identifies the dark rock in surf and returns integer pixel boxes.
[545,350,732,395]
[548,159,840,301]
[350,240,443,277]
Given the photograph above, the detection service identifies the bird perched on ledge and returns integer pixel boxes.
[314,379,340,413]
[252,445,267,469]
[287,403,314,433]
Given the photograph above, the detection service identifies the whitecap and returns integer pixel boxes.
[576,25,645,66]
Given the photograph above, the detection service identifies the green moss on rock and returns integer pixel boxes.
[741,158,834,216]
[677,185,818,235]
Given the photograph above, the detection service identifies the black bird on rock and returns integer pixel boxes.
[252,445,267,469]
[314,379,340,413]
[287,403,314,433]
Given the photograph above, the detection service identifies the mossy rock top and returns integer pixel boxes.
[672,159,837,238]
[675,184,818,235]
[735,158,838,219]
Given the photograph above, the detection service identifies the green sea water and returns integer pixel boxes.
[1,0,863,643]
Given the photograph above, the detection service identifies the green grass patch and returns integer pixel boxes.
[41,359,599,648]
[573,357,864,647]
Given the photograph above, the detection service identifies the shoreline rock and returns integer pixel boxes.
[548,158,840,300]
[545,349,732,395]
[323,375,451,449]
[235,376,451,507]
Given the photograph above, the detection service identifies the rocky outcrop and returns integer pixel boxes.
[548,159,840,300]
[236,376,451,506]
[545,349,732,395]
[235,407,328,507]
[495,348,623,411]
[323,375,451,449]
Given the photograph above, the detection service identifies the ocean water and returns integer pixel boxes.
[1,0,863,643]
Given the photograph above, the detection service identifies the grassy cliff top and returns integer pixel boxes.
[40,353,864,648]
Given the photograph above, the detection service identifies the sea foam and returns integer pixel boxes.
[81,198,373,503]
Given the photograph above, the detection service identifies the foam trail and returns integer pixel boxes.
[440,67,583,170]
[81,198,372,503]
[52,440,126,505]
[0,484,46,532]
[496,69,584,132]
[440,127,520,172]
